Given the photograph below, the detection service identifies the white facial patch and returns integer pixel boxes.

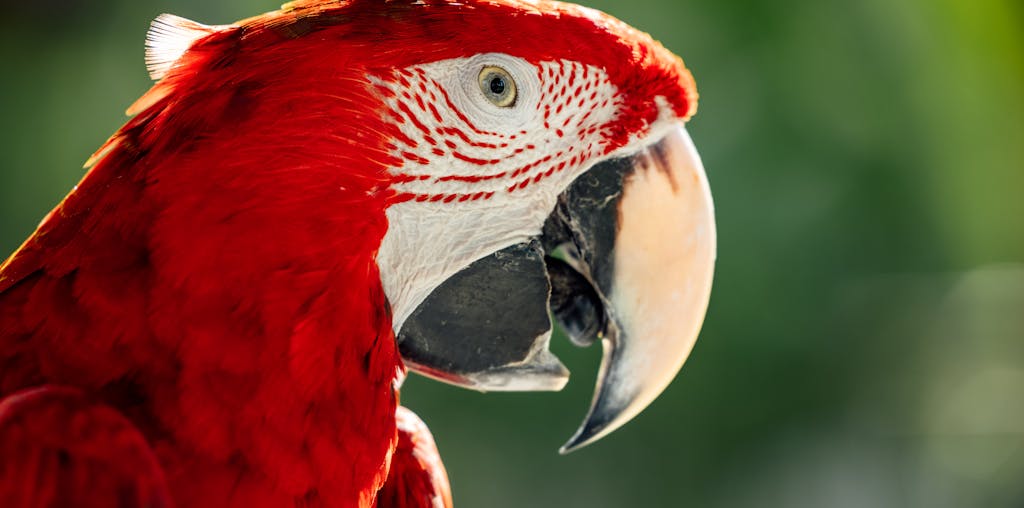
[371,54,623,331]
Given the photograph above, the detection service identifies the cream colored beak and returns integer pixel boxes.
[558,125,716,453]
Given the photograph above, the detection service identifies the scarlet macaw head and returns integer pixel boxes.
[139,0,715,452]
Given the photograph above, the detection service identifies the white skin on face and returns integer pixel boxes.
[372,53,678,332]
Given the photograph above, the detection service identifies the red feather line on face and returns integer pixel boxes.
[377,60,611,204]
[0,0,698,506]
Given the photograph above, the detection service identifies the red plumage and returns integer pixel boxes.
[375,407,452,508]
[0,387,171,508]
[0,0,697,506]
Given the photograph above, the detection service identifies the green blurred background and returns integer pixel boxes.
[2,0,1022,506]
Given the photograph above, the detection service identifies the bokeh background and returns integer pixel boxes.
[1,0,1022,506]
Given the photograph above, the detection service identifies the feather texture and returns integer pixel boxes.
[144,14,225,81]
[0,387,171,508]
[375,407,453,508]
[0,0,698,505]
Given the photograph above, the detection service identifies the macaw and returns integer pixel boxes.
[0,0,715,506]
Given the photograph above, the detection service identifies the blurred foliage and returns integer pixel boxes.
[1,0,1022,506]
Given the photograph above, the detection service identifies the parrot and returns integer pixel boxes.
[0,0,716,506]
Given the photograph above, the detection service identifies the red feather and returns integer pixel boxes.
[375,407,453,508]
[0,0,697,505]
[0,387,171,508]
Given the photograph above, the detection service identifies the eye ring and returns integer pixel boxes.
[478,66,517,108]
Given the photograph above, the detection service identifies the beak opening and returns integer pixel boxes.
[397,124,715,452]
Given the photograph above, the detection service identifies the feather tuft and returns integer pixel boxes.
[144,13,223,81]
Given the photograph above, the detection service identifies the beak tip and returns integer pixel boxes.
[558,436,584,455]
[558,405,617,454]
[558,423,606,455]
[558,436,585,455]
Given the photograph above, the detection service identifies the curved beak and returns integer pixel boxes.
[550,125,716,453]
[397,124,715,452]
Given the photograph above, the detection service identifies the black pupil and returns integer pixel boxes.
[489,75,506,95]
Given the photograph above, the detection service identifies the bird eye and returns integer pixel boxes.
[478,66,517,108]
